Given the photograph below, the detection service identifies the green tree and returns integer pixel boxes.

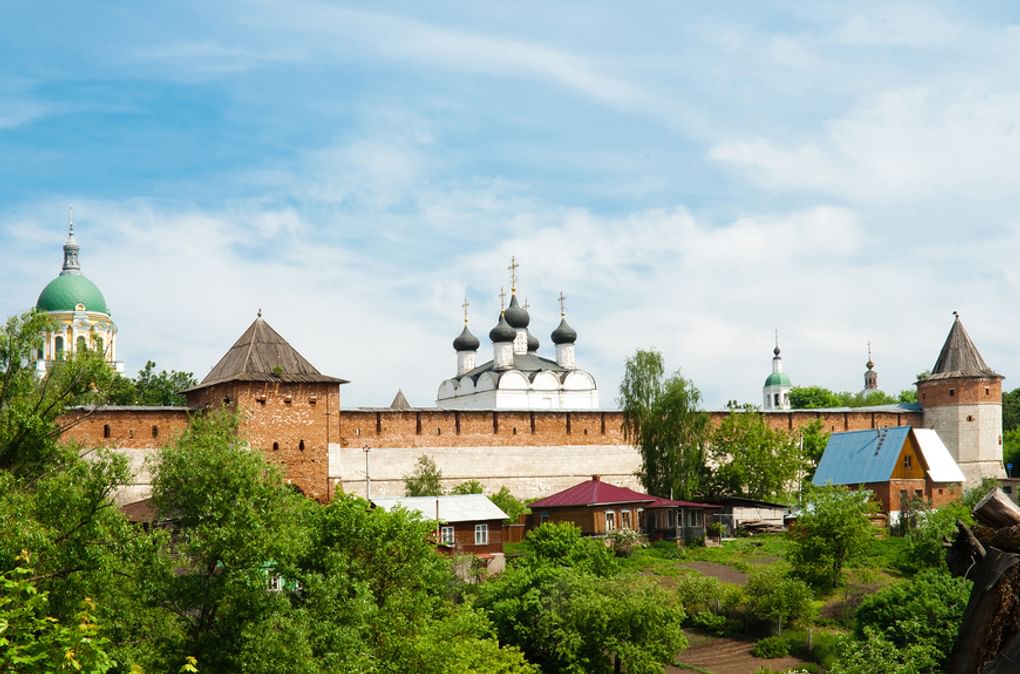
[743,568,813,636]
[854,569,970,672]
[788,386,841,409]
[830,627,939,674]
[404,454,444,496]
[707,406,801,500]
[149,408,310,671]
[521,521,617,577]
[898,388,918,404]
[477,566,685,674]
[0,551,116,674]
[788,486,875,589]
[799,419,830,482]
[1004,388,1020,432]
[619,349,709,499]
[450,479,484,494]
[898,501,972,573]
[489,486,529,523]
[109,361,197,406]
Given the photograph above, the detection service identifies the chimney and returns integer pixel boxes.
[592,474,601,482]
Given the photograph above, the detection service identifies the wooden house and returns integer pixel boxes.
[371,494,508,556]
[813,425,965,521]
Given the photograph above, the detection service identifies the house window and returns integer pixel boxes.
[605,511,616,532]
[774,393,780,406]
[914,489,923,499]
[474,524,489,545]
[667,509,677,528]
[267,574,283,592]
[621,510,632,530]
[903,455,912,469]
[441,526,455,545]
[540,511,550,524]
[686,509,701,527]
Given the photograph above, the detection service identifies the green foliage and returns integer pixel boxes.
[751,635,790,659]
[489,486,529,523]
[799,419,829,482]
[829,627,940,674]
[450,479,484,494]
[477,566,686,674]
[108,360,197,406]
[608,527,641,557]
[1004,387,1020,432]
[897,388,917,404]
[788,486,876,589]
[1,310,118,474]
[521,522,617,576]
[963,477,1001,510]
[898,501,971,573]
[1003,427,1020,474]
[404,453,444,496]
[853,569,970,671]
[788,386,897,409]
[708,406,802,500]
[149,408,310,671]
[0,552,116,673]
[619,349,709,499]
[744,568,813,635]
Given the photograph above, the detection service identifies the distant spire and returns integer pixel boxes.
[866,341,874,370]
[462,296,470,325]
[59,206,81,276]
[773,329,781,357]
[498,287,507,312]
[864,341,878,391]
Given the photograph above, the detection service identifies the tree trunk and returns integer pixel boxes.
[973,489,1020,529]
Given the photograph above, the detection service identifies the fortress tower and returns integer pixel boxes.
[184,315,347,501]
[917,313,1005,485]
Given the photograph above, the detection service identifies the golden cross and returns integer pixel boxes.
[508,256,519,292]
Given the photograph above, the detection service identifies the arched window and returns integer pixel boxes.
[272,442,279,451]
[76,336,86,353]
[298,440,305,451]
[54,336,64,357]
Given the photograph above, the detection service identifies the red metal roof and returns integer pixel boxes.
[529,477,658,508]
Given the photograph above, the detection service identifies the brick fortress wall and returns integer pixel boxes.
[61,404,923,502]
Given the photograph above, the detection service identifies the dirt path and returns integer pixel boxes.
[670,636,811,674]
[680,561,747,585]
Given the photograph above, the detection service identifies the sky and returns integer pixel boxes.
[3,1,1020,409]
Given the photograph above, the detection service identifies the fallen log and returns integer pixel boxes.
[973,488,1020,529]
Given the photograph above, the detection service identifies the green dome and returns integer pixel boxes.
[764,371,791,387]
[36,274,109,315]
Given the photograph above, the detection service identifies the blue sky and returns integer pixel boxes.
[3,2,1020,408]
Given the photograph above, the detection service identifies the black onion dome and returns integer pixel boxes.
[453,325,480,351]
[527,331,539,352]
[503,294,530,329]
[551,317,577,345]
[489,314,516,343]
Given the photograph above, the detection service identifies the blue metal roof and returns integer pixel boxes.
[813,426,911,486]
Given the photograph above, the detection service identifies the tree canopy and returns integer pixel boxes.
[707,405,802,501]
[788,486,876,589]
[108,360,197,406]
[404,454,444,496]
[788,386,898,409]
[619,349,709,499]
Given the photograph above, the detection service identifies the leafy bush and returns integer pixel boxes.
[853,568,970,671]
[676,573,722,615]
[898,501,971,573]
[788,486,875,589]
[745,568,813,635]
[521,522,617,576]
[829,627,939,674]
[689,609,727,634]
[752,636,791,658]
[608,527,641,557]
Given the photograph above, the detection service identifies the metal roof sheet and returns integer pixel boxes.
[371,494,508,523]
[813,426,911,486]
[912,428,966,483]
[529,477,657,508]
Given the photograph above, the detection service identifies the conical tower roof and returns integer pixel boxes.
[389,389,412,410]
[187,316,348,391]
[927,314,1002,381]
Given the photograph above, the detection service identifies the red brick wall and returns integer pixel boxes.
[60,408,190,448]
[917,377,1002,407]
[187,381,340,502]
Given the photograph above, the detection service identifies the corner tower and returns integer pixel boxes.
[35,210,122,373]
[916,313,1004,485]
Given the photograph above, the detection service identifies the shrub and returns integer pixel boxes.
[608,527,642,557]
[689,609,727,634]
[649,539,682,559]
[745,568,813,635]
[752,636,790,659]
[676,573,722,615]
